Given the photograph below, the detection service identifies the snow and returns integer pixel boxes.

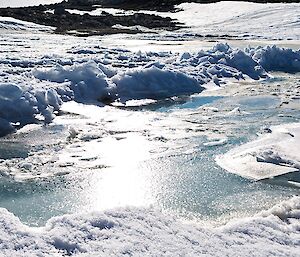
[250,45,300,73]
[111,66,203,102]
[72,2,300,41]
[216,123,300,180]
[64,1,300,40]
[0,0,62,8]
[0,83,39,123]
[0,39,299,137]
[0,196,299,256]
[0,4,300,255]
[33,61,112,102]
[169,2,300,40]
[0,17,53,31]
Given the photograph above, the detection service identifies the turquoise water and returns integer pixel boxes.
[0,92,299,226]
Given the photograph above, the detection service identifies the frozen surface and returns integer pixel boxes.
[0,2,300,256]
[0,28,299,137]
[217,123,300,180]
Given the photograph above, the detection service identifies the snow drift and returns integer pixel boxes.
[250,45,300,73]
[0,196,299,256]
[112,66,202,101]
[33,61,113,102]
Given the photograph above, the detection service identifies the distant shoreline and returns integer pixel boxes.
[96,0,300,12]
[0,2,181,36]
[0,0,299,36]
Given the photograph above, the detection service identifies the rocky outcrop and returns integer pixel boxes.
[75,0,300,12]
[0,3,180,36]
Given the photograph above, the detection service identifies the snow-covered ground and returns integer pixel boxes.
[0,35,299,136]
[0,1,300,256]
[65,1,300,40]
[0,196,300,256]
[170,2,300,40]
[0,0,62,8]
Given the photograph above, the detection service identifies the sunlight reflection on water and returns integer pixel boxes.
[0,88,299,226]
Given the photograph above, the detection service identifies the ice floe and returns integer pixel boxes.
[217,123,300,180]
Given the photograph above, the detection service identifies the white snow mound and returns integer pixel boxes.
[112,66,203,101]
[0,196,299,256]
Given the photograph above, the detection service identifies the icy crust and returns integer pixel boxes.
[216,123,300,180]
[0,43,300,137]
[0,196,299,256]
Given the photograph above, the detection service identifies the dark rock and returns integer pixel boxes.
[54,6,67,16]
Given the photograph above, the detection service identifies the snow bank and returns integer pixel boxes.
[250,45,300,73]
[216,123,300,180]
[33,61,113,102]
[0,83,38,120]
[0,196,299,256]
[1,43,300,137]
[0,82,64,135]
[173,43,268,86]
[112,66,203,101]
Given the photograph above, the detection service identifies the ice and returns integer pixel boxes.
[0,40,299,137]
[168,43,269,86]
[0,196,299,256]
[217,123,300,180]
[0,83,38,123]
[0,3,299,255]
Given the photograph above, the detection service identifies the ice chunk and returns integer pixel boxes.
[216,123,300,180]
